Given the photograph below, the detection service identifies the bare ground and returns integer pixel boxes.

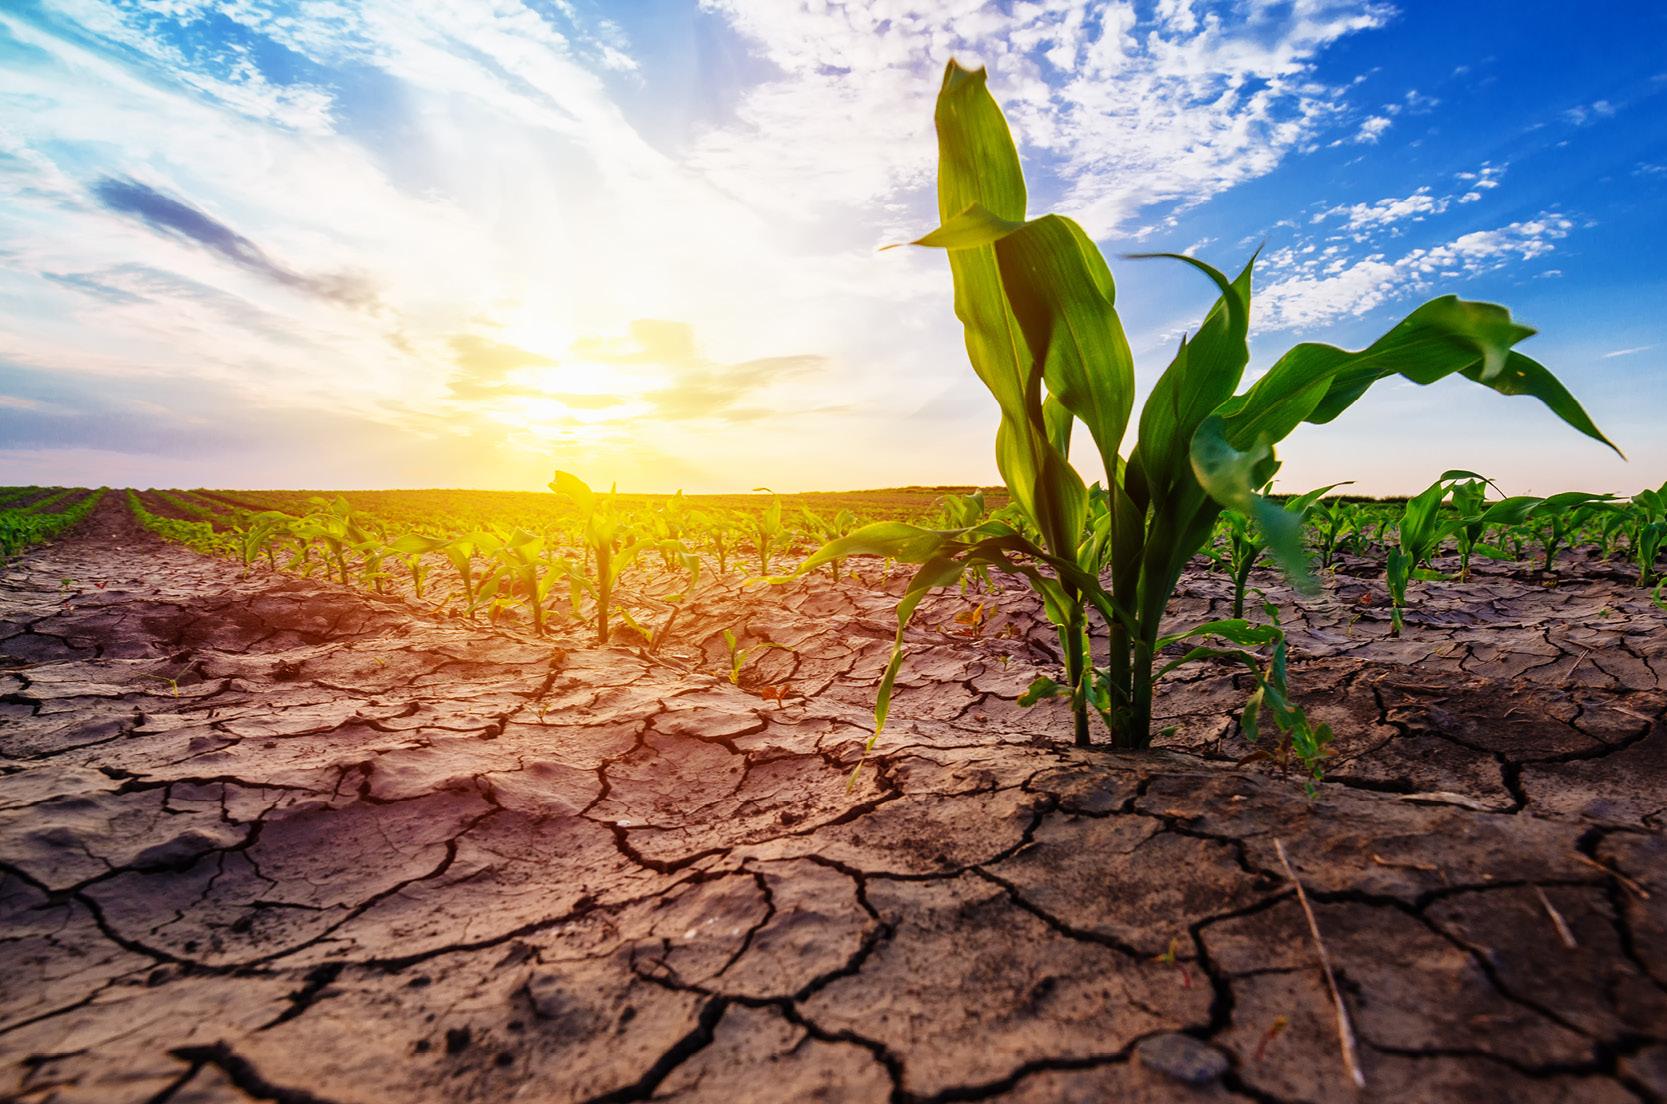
[2,496,1664,1103]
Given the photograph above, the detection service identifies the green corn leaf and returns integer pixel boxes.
[1018,676,1064,706]
[1213,297,1618,456]
[1282,481,1351,518]
[900,201,1026,250]
[1127,256,1253,509]
[992,214,1134,485]
[928,60,1087,561]
[873,555,966,738]
[1156,617,1284,651]
[550,470,595,513]
[766,521,954,581]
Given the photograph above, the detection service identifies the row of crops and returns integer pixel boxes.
[0,486,107,559]
[7,480,1663,643]
[1,472,1662,787]
[120,480,968,640]
[100,474,1667,644]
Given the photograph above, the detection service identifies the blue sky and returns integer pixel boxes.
[1,0,1663,495]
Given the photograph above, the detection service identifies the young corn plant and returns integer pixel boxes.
[695,509,739,575]
[1306,497,1361,570]
[784,60,1618,762]
[749,490,788,576]
[721,629,792,687]
[1447,477,1499,581]
[1218,483,1345,619]
[550,471,642,645]
[485,529,558,635]
[1385,471,1485,636]
[1529,493,1612,574]
[800,506,859,580]
[1627,483,1667,586]
[289,497,375,586]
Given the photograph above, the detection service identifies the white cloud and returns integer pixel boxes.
[1316,187,1449,231]
[1563,99,1617,126]
[1602,345,1653,358]
[695,0,1394,235]
[0,2,962,490]
[1256,214,1574,329]
[1313,163,1506,237]
[1351,114,1392,143]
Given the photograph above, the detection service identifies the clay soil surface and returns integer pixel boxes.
[3,496,1665,1103]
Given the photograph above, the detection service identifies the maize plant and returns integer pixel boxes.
[1217,483,1344,619]
[550,471,642,645]
[721,628,791,686]
[1626,482,1666,586]
[786,60,1617,759]
[480,529,559,635]
[1594,505,1629,560]
[749,490,788,576]
[1306,497,1362,569]
[1445,477,1502,582]
[695,508,739,575]
[933,490,989,529]
[289,497,378,586]
[1382,470,1531,635]
[800,506,859,579]
[1529,493,1611,574]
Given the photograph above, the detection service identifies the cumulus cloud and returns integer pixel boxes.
[10,0,1591,492]
[1312,164,1507,235]
[1256,214,1573,330]
[1351,114,1392,143]
[694,0,1395,235]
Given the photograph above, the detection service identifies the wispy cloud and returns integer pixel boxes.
[91,177,377,308]
[1563,99,1617,126]
[1602,345,1654,359]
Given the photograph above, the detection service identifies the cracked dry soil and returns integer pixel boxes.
[2,496,1664,1104]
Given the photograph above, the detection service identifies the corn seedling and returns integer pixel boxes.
[1219,483,1346,618]
[695,508,739,575]
[799,506,859,579]
[784,60,1617,766]
[722,628,791,687]
[749,489,788,576]
[1529,493,1611,574]
[550,471,643,645]
[1306,498,1352,569]
[1626,482,1667,586]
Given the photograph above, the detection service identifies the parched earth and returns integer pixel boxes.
[2,497,1664,1104]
